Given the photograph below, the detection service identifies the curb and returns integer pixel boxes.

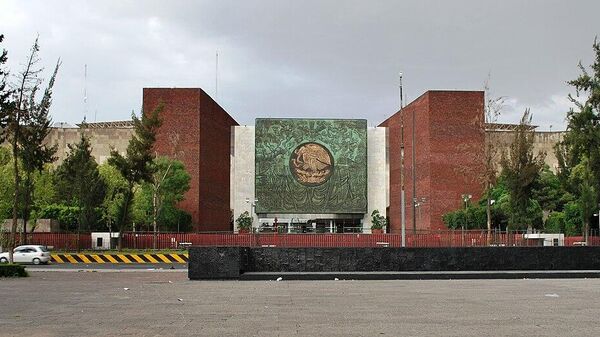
[238,270,600,281]
[51,253,188,264]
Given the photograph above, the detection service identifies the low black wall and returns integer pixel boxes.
[188,246,600,280]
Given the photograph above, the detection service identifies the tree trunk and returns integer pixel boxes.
[76,220,81,253]
[486,183,492,246]
[117,186,133,251]
[21,173,32,245]
[9,137,20,263]
[153,189,157,250]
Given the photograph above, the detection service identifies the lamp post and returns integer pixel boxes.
[413,197,426,230]
[594,203,600,238]
[490,199,496,244]
[461,194,472,246]
[245,197,258,232]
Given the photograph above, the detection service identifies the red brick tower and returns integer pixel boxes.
[380,91,485,232]
[143,88,238,232]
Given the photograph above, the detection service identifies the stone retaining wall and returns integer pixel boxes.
[189,246,600,280]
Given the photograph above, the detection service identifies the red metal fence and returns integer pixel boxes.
[2,231,599,251]
[2,233,92,251]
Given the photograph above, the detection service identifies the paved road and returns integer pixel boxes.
[24,263,187,271]
[1,271,599,336]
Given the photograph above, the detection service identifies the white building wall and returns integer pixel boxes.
[365,127,388,232]
[232,126,256,232]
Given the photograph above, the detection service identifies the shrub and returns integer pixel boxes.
[0,264,28,277]
[236,211,253,231]
[37,204,80,230]
[370,209,387,230]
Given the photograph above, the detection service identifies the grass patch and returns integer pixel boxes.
[0,264,28,277]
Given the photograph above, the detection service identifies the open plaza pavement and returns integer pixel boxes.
[1,269,599,336]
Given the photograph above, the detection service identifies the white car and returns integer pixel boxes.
[0,245,51,265]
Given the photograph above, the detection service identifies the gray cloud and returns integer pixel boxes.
[1,0,598,129]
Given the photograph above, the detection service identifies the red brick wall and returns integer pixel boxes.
[380,91,484,232]
[197,90,238,231]
[428,91,485,230]
[143,88,238,232]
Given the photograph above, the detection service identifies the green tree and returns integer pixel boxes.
[545,211,566,233]
[55,134,106,232]
[560,39,600,187]
[2,37,60,261]
[564,202,583,236]
[0,147,14,220]
[18,61,59,240]
[500,109,545,229]
[0,34,12,139]
[532,165,566,212]
[29,167,57,228]
[570,158,597,241]
[108,105,162,249]
[98,163,128,235]
[132,157,191,238]
[481,80,505,242]
[555,39,600,241]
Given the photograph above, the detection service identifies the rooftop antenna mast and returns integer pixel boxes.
[215,50,219,101]
[83,64,88,123]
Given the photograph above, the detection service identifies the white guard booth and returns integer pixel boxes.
[91,232,120,250]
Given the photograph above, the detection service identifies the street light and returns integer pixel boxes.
[245,198,258,232]
[461,194,472,209]
[594,206,600,237]
[461,194,472,246]
[414,197,427,229]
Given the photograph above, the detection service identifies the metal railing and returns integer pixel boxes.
[2,230,599,251]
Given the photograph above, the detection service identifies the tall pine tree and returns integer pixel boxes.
[55,134,106,232]
[0,34,11,138]
[2,37,60,261]
[108,105,162,249]
[556,38,600,239]
[500,109,546,229]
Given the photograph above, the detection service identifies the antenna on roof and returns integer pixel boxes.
[215,50,219,101]
[399,72,403,109]
[83,64,88,122]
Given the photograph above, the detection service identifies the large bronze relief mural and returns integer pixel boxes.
[255,119,367,214]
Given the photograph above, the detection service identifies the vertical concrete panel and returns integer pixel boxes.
[232,126,256,231]
[366,127,388,231]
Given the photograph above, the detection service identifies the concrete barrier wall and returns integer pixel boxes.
[189,246,600,279]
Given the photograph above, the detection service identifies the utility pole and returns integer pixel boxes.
[411,103,417,234]
[399,72,406,247]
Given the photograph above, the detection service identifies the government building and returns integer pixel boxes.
[43,88,564,233]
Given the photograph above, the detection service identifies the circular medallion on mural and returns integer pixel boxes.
[289,142,334,186]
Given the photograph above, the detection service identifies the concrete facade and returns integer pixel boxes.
[488,130,564,172]
[44,124,133,166]
[231,126,256,228]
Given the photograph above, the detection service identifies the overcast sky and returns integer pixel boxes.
[1,0,598,130]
